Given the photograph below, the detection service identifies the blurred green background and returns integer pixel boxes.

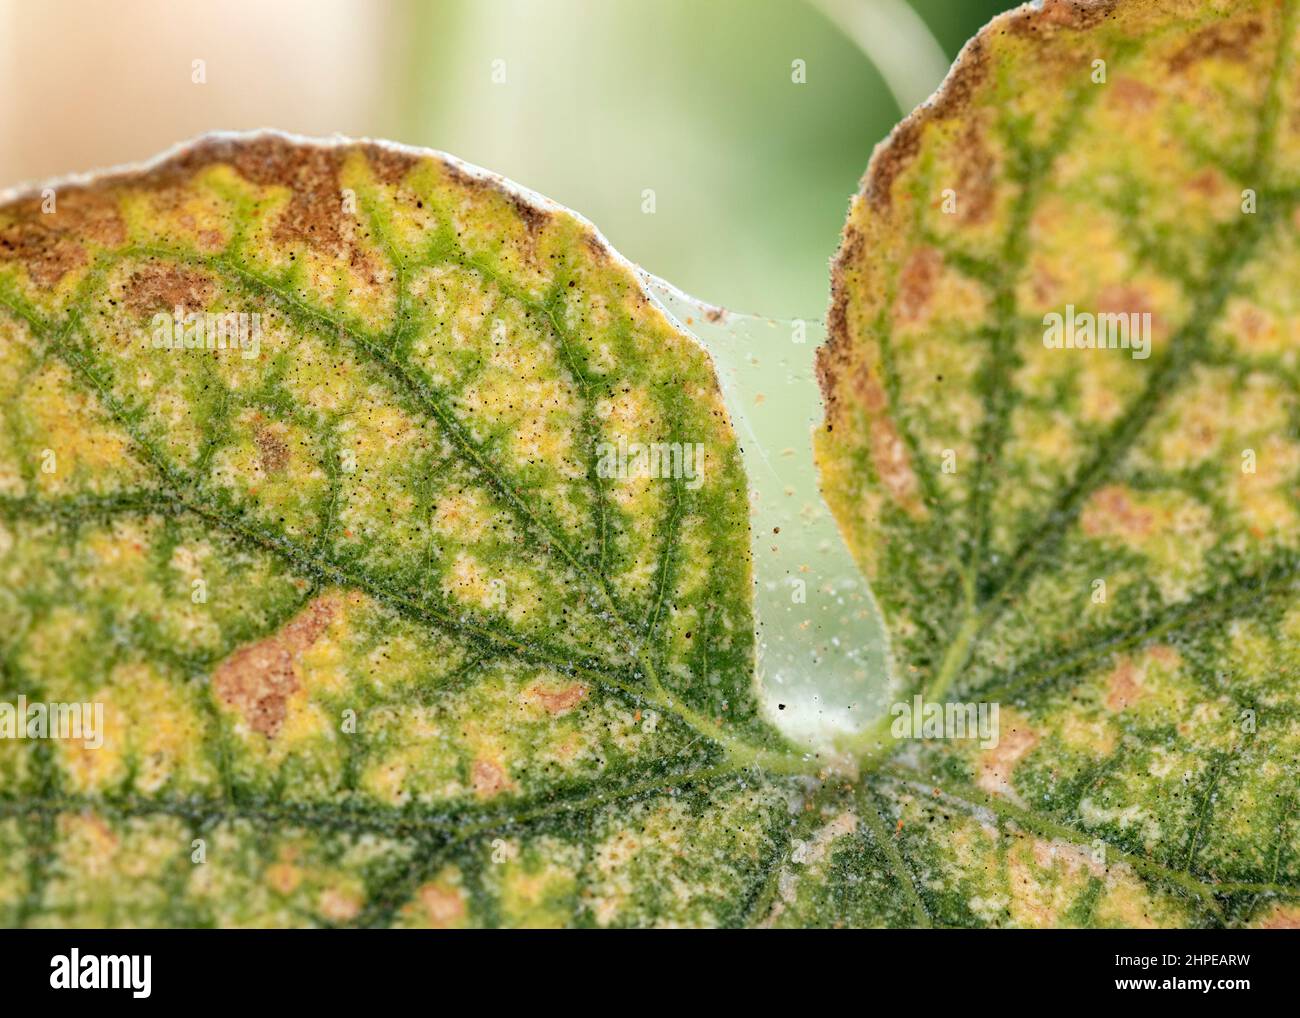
[1,0,1012,315]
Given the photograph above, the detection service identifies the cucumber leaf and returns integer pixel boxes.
[0,134,808,927]
[815,0,1300,927]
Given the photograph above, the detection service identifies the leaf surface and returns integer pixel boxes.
[815,0,1300,927]
[0,134,810,927]
[6,0,1300,930]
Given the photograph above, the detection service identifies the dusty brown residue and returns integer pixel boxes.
[582,231,609,263]
[211,594,339,738]
[0,222,88,288]
[817,224,864,412]
[865,119,923,211]
[0,188,126,287]
[895,247,942,323]
[1168,18,1261,73]
[523,681,588,715]
[123,264,216,317]
[509,194,551,235]
[165,137,352,256]
[1021,0,1118,33]
[1080,485,1155,539]
[930,33,989,120]
[361,144,420,188]
[254,425,290,475]
[1096,284,1160,336]
[439,158,479,190]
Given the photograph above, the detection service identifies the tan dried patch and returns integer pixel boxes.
[123,264,216,318]
[418,883,467,928]
[1105,657,1145,712]
[1030,838,1106,878]
[1080,485,1155,539]
[0,222,87,288]
[977,717,1039,802]
[211,594,340,738]
[471,757,515,799]
[254,424,290,475]
[1096,284,1161,338]
[1108,76,1158,113]
[955,121,996,225]
[318,887,362,922]
[895,247,942,324]
[361,144,420,188]
[1008,836,1108,927]
[846,369,926,520]
[1254,904,1300,929]
[522,681,588,716]
[1168,18,1260,73]
[162,137,350,256]
[0,190,125,288]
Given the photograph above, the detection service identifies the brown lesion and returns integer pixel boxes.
[165,137,352,256]
[1108,76,1159,114]
[0,188,127,287]
[360,143,420,188]
[1080,485,1155,539]
[471,757,516,799]
[522,680,587,715]
[816,221,864,412]
[210,594,340,738]
[1017,0,1119,34]
[855,374,926,520]
[954,120,997,226]
[583,230,611,263]
[894,247,942,324]
[509,194,552,235]
[1167,16,1262,73]
[818,226,927,520]
[416,882,468,928]
[254,424,291,475]
[0,222,88,288]
[1105,657,1145,712]
[122,264,216,318]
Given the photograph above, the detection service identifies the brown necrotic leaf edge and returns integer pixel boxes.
[817,0,1124,415]
[0,129,647,304]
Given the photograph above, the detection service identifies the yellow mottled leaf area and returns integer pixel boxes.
[809,0,1300,927]
[4,0,1300,930]
[0,134,801,928]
